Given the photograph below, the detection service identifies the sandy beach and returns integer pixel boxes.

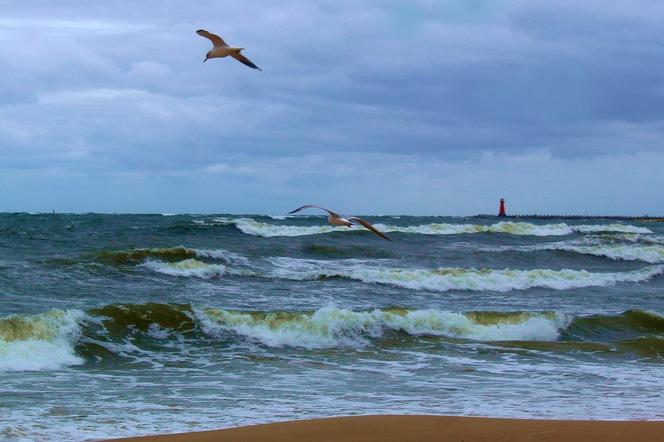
[108,415,664,441]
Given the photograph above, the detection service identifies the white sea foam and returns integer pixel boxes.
[233,217,343,236]
[572,224,652,234]
[536,241,664,264]
[231,218,652,237]
[0,310,85,371]
[196,305,568,348]
[141,257,255,279]
[190,217,235,226]
[210,217,235,225]
[141,259,227,279]
[606,233,664,245]
[192,248,250,265]
[380,221,575,236]
[268,257,664,292]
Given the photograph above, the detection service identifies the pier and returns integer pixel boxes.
[476,198,664,221]
[474,214,664,221]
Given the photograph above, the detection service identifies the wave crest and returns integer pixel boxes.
[269,258,664,292]
[141,259,227,279]
[196,305,568,348]
[0,310,85,371]
[231,218,652,237]
[96,246,246,266]
[5,304,663,363]
[538,241,664,264]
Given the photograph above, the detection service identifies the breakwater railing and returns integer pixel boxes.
[474,214,664,221]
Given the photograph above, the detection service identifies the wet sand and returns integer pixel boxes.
[108,415,664,441]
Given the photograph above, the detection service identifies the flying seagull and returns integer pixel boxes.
[288,205,391,241]
[196,29,261,70]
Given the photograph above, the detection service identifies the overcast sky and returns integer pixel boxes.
[1,0,663,215]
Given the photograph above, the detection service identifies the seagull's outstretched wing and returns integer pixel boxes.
[348,217,391,241]
[231,52,261,70]
[288,205,341,218]
[196,29,227,47]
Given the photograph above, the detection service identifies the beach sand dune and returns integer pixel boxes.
[108,415,664,442]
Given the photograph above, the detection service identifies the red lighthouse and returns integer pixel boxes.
[498,198,506,217]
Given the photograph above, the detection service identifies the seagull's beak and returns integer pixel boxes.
[203,57,208,63]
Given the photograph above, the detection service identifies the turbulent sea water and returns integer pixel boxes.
[1,213,664,440]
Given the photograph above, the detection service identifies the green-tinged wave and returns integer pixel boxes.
[618,337,664,358]
[0,310,84,371]
[2,304,664,372]
[95,246,199,265]
[563,309,664,341]
[89,303,196,335]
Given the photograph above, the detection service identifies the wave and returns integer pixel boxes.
[535,241,664,264]
[94,247,251,279]
[5,304,664,370]
[565,309,664,337]
[141,259,228,279]
[94,245,664,289]
[96,246,249,266]
[88,303,195,334]
[268,257,664,292]
[618,336,664,358]
[0,310,85,371]
[231,218,652,237]
[81,305,664,356]
[564,310,664,358]
[600,233,664,245]
[196,305,568,348]
[81,305,664,355]
[572,224,653,234]
[96,246,199,265]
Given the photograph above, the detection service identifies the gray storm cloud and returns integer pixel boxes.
[0,1,663,213]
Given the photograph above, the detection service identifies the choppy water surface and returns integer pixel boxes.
[1,214,663,440]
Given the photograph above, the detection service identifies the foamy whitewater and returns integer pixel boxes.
[1,214,663,440]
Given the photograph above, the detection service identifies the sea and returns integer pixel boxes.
[1,213,663,441]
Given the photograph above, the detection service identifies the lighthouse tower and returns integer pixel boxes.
[498,198,506,217]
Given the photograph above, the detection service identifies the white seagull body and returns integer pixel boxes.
[196,29,261,70]
[288,205,391,241]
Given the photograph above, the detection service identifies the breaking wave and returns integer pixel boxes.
[231,218,652,237]
[96,246,247,266]
[597,233,664,245]
[93,244,664,289]
[572,224,653,234]
[95,246,254,279]
[0,310,85,371]
[5,304,664,369]
[196,305,568,348]
[268,258,664,292]
[141,259,229,279]
[535,241,664,264]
